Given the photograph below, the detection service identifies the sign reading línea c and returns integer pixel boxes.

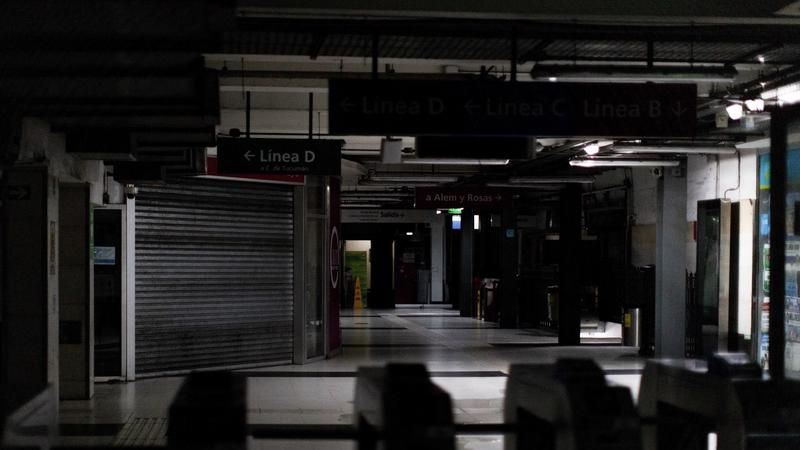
[217,137,343,176]
[329,79,696,138]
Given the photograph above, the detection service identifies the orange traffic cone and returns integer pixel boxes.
[353,276,363,310]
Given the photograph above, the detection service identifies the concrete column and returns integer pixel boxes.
[499,203,518,328]
[369,238,394,308]
[655,168,687,358]
[2,166,58,404]
[58,183,93,399]
[559,186,581,345]
[459,210,474,317]
[429,215,445,303]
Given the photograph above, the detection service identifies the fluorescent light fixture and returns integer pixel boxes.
[570,158,681,167]
[406,231,414,236]
[613,145,736,155]
[474,215,481,231]
[404,158,510,166]
[744,99,765,112]
[508,176,595,184]
[342,149,381,156]
[359,180,440,187]
[758,55,766,64]
[341,204,382,208]
[548,77,558,82]
[369,175,459,183]
[726,103,743,120]
[761,82,800,105]
[530,64,737,83]
[584,143,600,155]
[436,210,443,215]
[485,182,561,189]
[342,197,404,203]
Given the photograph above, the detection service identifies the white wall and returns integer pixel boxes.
[630,151,758,273]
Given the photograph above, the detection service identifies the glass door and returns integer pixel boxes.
[303,176,328,361]
[305,216,326,359]
[93,208,124,378]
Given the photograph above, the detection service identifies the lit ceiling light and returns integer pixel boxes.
[406,231,414,236]
[757,55,766,64]
[485,182,562,189]
[613,145,737,155]
[530,64,738,83]
[404,158,510,166]
[726,103,743,120]
[761,83,800,105]
[584,143,600,155]
[359,180,440,187]
[548,77,558,82]
[569,158,681,167]
[744,99,765,112]
[369,175,459,183]
[508,176,595,184]
[342,149,381,156]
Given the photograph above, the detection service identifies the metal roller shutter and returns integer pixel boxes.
[135,179,294,375]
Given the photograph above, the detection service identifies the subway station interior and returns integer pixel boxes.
[6,1,800,449]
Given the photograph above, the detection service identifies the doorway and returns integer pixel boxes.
[93,207,126,379]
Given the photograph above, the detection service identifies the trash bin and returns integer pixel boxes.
[546,286,559,323]
[622,308,640,348]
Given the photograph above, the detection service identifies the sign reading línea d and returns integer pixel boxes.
[217,138,343,176]
[329,79,696,138]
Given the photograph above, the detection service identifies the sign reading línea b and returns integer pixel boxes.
[217,137,343,176]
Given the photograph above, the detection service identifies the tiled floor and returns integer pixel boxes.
[56,306,643,449]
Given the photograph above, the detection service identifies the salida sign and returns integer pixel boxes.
[329,79,696,138]
[415,187,508,209]
[217,137,343,176]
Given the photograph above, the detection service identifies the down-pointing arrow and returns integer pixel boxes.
[671,102,689,117]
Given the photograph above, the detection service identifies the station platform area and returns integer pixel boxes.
[56,306,643,449]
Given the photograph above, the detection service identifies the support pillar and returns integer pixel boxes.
[459,210,474,317]
[559,186,581,345]
[370,238,393,309]
[499,203,518,328]
[655,168,687,358]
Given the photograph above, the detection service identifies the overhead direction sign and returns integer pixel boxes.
[415,187,509,210]
[329,79,696,138]
[217,137,343,176]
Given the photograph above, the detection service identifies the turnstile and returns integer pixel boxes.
[505,359,641,450]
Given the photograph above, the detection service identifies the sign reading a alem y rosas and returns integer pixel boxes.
[415,187,509,210]
[329,79,696,138]
[217,137,343,176]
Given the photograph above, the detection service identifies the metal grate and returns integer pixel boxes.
[135,178,294,375]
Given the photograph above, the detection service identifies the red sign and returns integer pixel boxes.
[415,187,509,209]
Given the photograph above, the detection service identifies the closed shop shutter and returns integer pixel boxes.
[135,179,294,375]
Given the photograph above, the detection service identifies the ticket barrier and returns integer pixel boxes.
[167,371,247,450]
[504,359,641,450]
[354,363,455,450]
[1,385,57,450]
[639,353,800,450]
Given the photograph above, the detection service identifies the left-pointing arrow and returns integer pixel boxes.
[244,150,255,161]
